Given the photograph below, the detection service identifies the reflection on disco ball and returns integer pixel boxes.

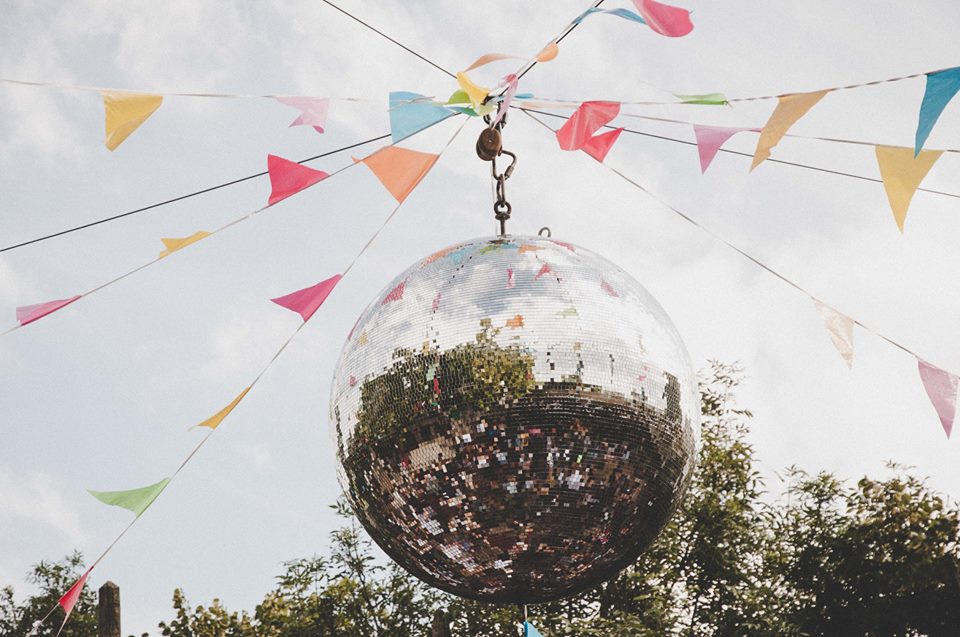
[329,234,699,603]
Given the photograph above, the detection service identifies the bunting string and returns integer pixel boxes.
[0,115,463,338]
[519,107,960,200]
[616,111,960,154]
[33,115,468,637]
[522,108,960,408]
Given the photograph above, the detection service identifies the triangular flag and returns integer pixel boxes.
[581,127,623,163]
[456,72,490,108]
[16,296,80,326]
[632,0,694,37]
[275,96,330,133]
[102,92,163,151]
[536,42,559,62]
[464,53,522,72]
[523,622,545,637]
[267,154,329,206]
[195,387,251,430]
[915,67,960,156]
[491,74,518,128]
[675,92,728,105]
[918,359,958,438]
[360,146,439,203]
[556,101,621,150]
[693,125,757,173]
[578,7,647,25]
[389,91,454,143]
[159,231,210,258]
[814,301,854,368]
[875,145,942,232]
[751,90,829,170]
[271,274,342,322]
[57,568,91,633]
[88,477,171,518]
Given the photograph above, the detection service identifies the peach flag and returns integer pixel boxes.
[751,90,829,170]
[360,147,439,203]
[814,301,854,368]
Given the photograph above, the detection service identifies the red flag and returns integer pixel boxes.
[582,127,624,163]
[556,101,621,150]
[58,570,90,618]
[271,274,342,322]
[382,281,406,304]
[267,155,329,206]
[632,0,694,37]
[16,296,81,326]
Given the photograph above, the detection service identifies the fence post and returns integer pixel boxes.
[97,581,120,637]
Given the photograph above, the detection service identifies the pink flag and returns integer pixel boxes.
[271,274,342,322]
[58,569,90,618]
[601,281,619,297]
[632,0,694,37]
[16,295,81,326]
[582,127,624,163]
[275,96,330,133]
[693,125,758,173]
[556,101,621,150]
[506,269,515,289]
[382,281,406,304]
[492,74,518,128]
[918,359,958,438]
[267,155,329,206]
[535,263,552,280]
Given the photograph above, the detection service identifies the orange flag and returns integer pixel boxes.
[360,147,439,203]
[159,231,210,258]
[102,91,163,151]
[875,145,943,232]
[195,387,251,430]
[751,90,828,170]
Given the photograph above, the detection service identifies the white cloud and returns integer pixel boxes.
[0,465,85,548]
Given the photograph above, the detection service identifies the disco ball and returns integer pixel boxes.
[329,234,699,603]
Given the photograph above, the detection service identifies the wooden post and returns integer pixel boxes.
[98,581,120,637]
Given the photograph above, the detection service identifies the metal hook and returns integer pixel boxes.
[538,227,552,238]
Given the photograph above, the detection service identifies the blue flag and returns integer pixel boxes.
[915,67,960,156]
[523,621,545,637]
[389,91,454,143]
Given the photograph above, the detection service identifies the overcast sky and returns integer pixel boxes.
[1,1,958,634]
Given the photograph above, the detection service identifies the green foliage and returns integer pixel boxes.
[0,551,96,637]
[353,321,535,449]
[6,362,959,636]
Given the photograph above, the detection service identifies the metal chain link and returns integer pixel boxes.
[477,100,517,236]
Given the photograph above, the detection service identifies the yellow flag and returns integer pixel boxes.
[875,146,943,232]
[102,91,163,151]
[159,231,210,258]
[751,90,829,170]
[456,72,490,108]
[196,387,251,430]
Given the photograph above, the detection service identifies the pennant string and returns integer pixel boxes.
[521,108,959,376]
[518,107,960,200]
[1,115,463,337]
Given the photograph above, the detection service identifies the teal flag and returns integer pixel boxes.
[915,67,960,155]
[389,91,454,143]
[576,7,647,25]
[523,622,545,637]
[88,477,171,518]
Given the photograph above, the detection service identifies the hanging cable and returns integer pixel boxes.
[518,107,960,200]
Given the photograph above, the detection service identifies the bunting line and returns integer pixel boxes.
[522,108,960,422]
[0,115,463,338]
[37,116,469,637]
[518,107,960,200]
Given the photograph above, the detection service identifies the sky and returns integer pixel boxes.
[1,1,958,634]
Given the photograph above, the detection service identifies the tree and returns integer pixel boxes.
[0,552,96,637]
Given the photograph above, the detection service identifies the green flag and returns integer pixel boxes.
[88,477,171,518]
[675,92,728,106]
